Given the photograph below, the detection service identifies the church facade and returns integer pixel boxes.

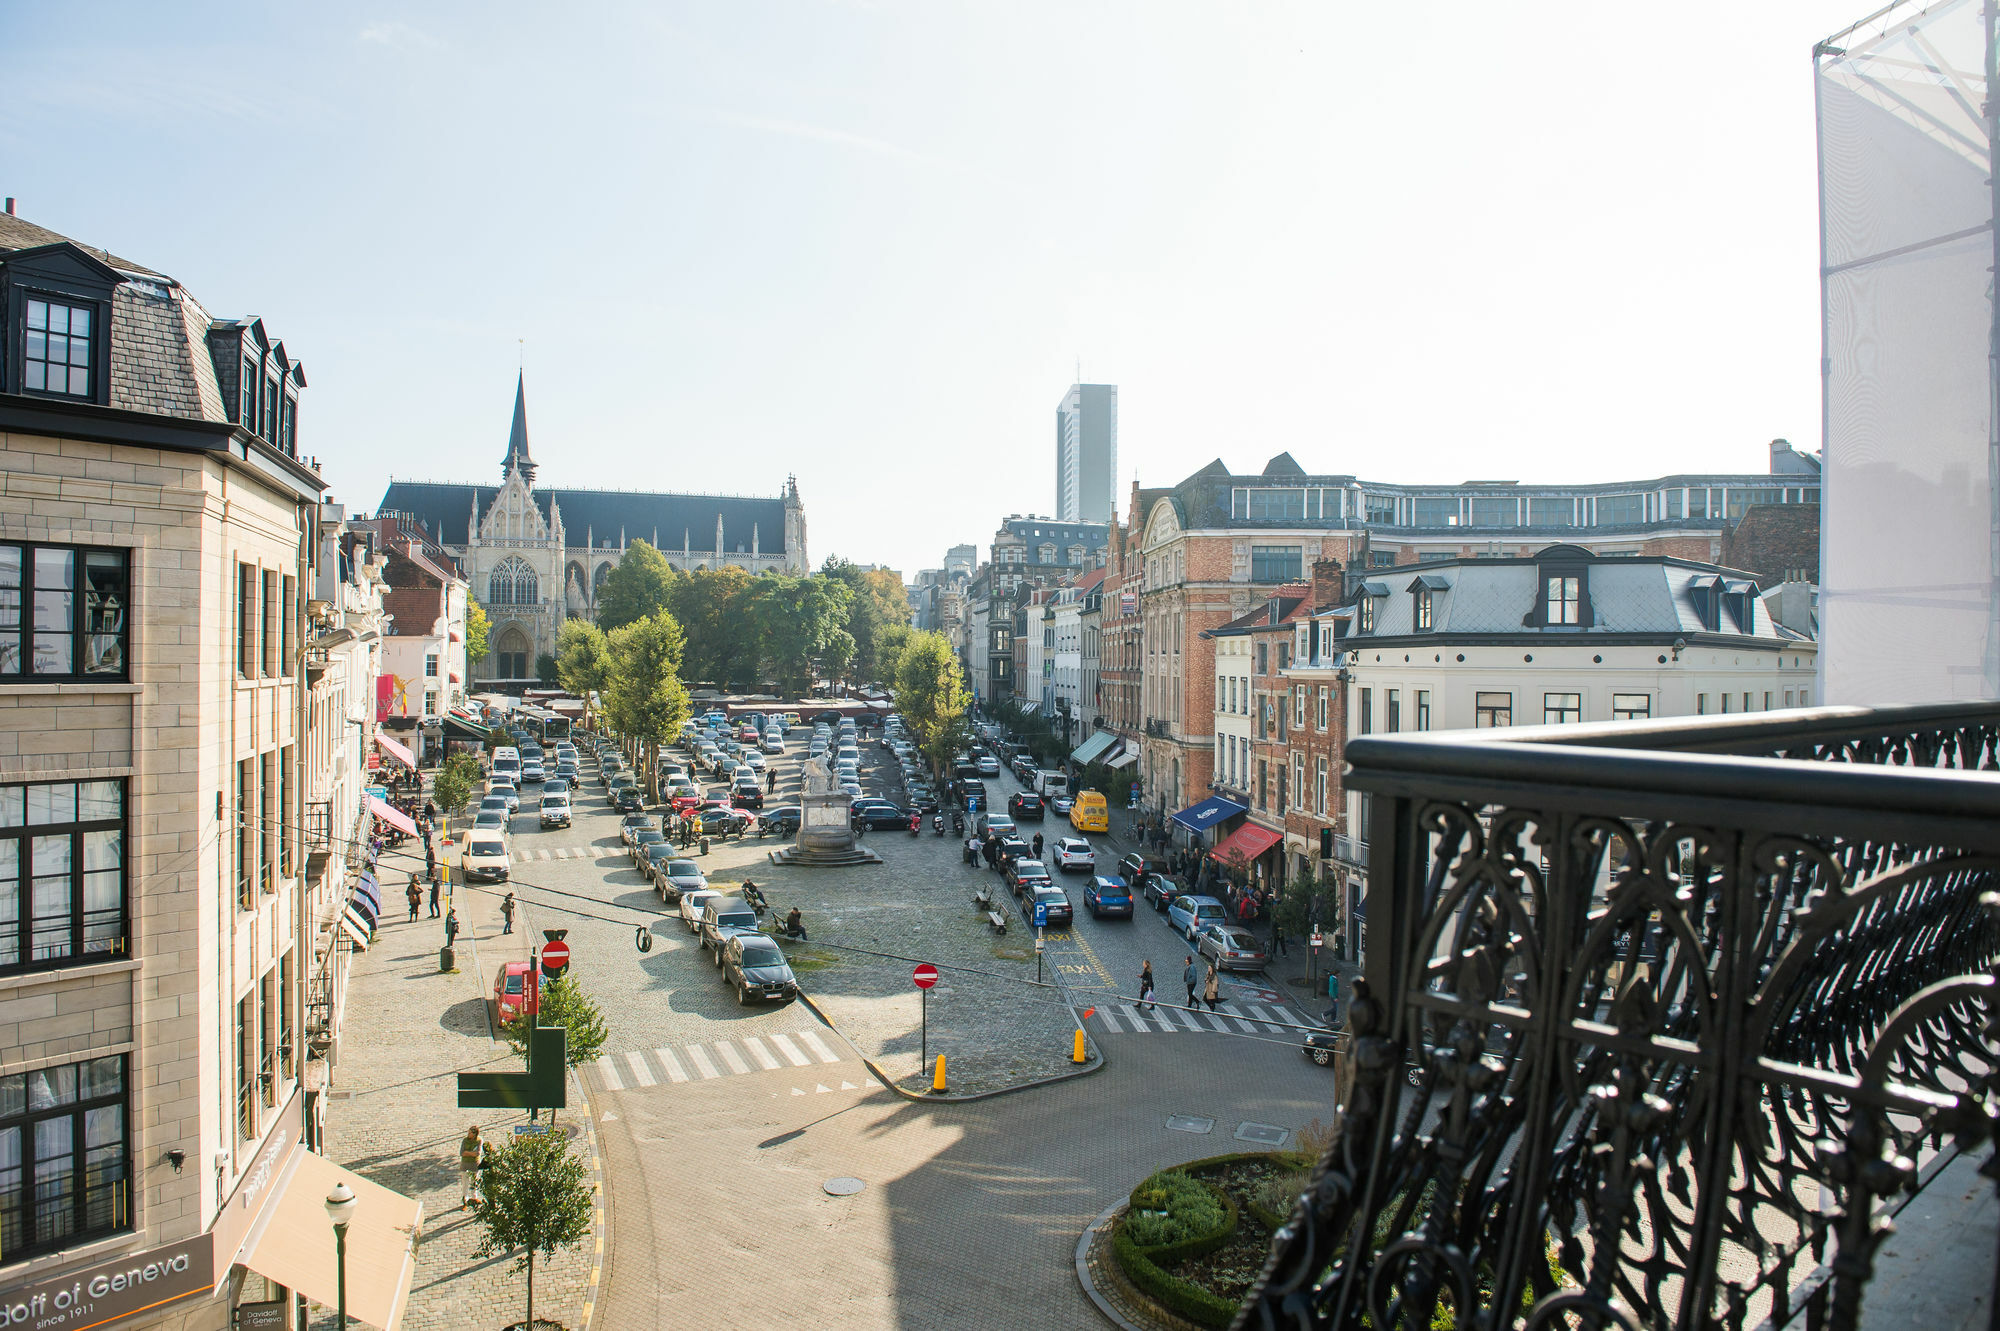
[378,374,808,682]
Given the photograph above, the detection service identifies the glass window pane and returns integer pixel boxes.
[69,308,89,338]
[0,842,17,969]
[0,1076,22,1118]
[28,1065,75,1111]
[76,782,118,822]
[33,1116,73,1243]
[27,785,75,825]
[29,835,72,961]
[26,301,46,330]
[0,1125,20,1260]
[67,366,88,395]
[0,788,24,828]
[45,305,67,335]
[23,362,43,392]
[24,331,46,363]
[82,1058,121,1099]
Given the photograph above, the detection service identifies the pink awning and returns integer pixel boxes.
[374,733,417,769]
[449,672,461,683]
[368,796,419,838]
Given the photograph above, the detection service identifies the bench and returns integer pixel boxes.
[973,889,993,911]
[985,910,1008,934]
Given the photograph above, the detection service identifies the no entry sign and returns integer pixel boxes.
[542,939,571,970]
[912,963,939,989]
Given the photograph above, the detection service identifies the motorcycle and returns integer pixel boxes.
[952,813,965,837]
[932,815,945,837]
[909,816,922,837]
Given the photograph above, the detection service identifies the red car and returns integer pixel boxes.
[494,961,539,1023]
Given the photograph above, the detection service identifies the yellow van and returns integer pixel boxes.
[1069,790,1109,834]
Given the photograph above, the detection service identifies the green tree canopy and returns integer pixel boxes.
[669,565,757,686]
[893,629,972,768]
[603,609,691,792]
[823,558,913,685]
[463,597,490,665]
[504,974,608,1067]
[534,653,558,685]
[875,622,915,687]
[472,1131,594,1331]
[432,751,485,817]
[747,573,854,697]
[594,539,678,631]
[554,619,612,701]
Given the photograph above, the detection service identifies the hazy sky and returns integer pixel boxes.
[3,2,1867,577]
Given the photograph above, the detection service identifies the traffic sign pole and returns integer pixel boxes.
[911,964,939,1071]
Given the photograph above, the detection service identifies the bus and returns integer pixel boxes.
[514,704,571,743]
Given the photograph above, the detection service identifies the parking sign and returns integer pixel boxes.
[1034,902,1048,928]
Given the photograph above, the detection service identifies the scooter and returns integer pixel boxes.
[909,817,922,837]
[933,815,945,837]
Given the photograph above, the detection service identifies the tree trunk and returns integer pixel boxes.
[525,1248,535,1331]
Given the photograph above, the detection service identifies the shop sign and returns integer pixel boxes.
[0,1233,214,1330]
[209,1090,305,1281]
[235,1301,287,1328]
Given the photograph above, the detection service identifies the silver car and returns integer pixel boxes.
[678,888,721,932]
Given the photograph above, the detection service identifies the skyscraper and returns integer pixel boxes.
[1056,383,1118,523]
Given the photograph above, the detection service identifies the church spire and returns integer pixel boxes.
[502,371,535,485]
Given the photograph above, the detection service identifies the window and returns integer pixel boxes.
[1764,691,1772,711]
[281,576,295,669]
[1358,687,1372,735]
[1255,643,1267,674]
[1528,497,1574,527]
[1612,693,1651,720]
[1358,596,1375,633]
[279,952,295,1082]
[237,994,256,1141]
[236,759,254,909]
[22,299,94,398]
[1720,693,1731,713]
[1697,693,1708,715]
[1744,692,1753,713]
[1370,550,1396,567]
[0,1055,129,1259]
[259,752,276,894]
[1364,494,1396,524]
[1250,546,1303,583]
[1596,493,1645,526]
[1258,761,1269,811]
[280,394,297,456]
[0,544,128,680]
[1469,497,1516,527]
[1476,692,1512,728]
[1037,544,1057,563]
[488,556,538,607]
[1386,689,1401,733]
[0,780,126,972]
[1316,686,1329,730]
[1293,684,1305,728]
[241,356,259,426]
[1416,689,1431,731]
[1414,588,1433,630]
[238,563,257,678]
[1410,497,1458,527]
[1543,692,1582,725]
[262,570,279,676]
[1247,489,1307,522]
[1314,758,1328,816]
[278,746,293,879]
[1785,690,1795,708]
[261,374,278,441]
[1291,755,1304,811]
[426,653,440,678]
[1545,575,1581,626]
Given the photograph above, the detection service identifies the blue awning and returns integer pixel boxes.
[1170,796,1248,834]
[354,872,380,912]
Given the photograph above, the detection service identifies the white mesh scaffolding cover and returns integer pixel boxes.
[1818,0,2000,702]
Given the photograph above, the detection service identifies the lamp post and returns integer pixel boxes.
[324,1181,359,1328]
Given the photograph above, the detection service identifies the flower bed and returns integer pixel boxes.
[1110,1151,1313,1329]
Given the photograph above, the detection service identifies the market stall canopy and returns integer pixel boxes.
[1105,747,1138,769]
[1070,731,1118,766]
[374,733,417,769]
[368,796,419,839]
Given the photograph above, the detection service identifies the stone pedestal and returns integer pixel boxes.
[768,756,882,867]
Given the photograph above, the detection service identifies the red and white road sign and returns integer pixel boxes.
[1309,932,1324,949]
[912,963,939,990]
[541,939,571,970]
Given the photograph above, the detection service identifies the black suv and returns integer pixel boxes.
[850,800,909,830]
[1007,792,1045,821]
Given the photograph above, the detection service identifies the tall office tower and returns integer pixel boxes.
[1056,383,1118,524]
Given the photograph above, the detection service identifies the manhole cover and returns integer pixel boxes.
[1165,1115,1214,1135]
[823,1176,866,1196]
[1236,1122,1289,1146]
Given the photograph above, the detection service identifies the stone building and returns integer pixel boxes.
[378,373,808,685]
[0,212,416,1329]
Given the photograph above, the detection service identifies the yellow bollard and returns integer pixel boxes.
[1072,1028,1088,1064]
[932,1054,947,1093]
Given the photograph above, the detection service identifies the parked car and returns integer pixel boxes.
[1050,837,1095,873]
[976,755,1000,776]
[658,858,707,904]
[694,806,752,836]
[760,735,785,754]
[539,794,572,829]
[851,799,909,830]
[519,759,546,784]
[629,828,666,865]
[1082,876,1134,919]
[640,841,678,883]
[473,809,508,834]
[1021,882,1073,926]
[1198,924,1269,973]
[613,786,646,813]
[760,805,803,835]
[619,813,652,846]
[1050,793,1075,816]
[1168,893,1228,942]
[1005,857,1051,894]
[731,785,764,810]
[995,837,1032,869]
[487,779,520,814]
[542,776,570,798]
[494,961,537,1023]
[459,831,510,883]
[478,794,511,824]
[722,934,799,1005]
[1007,792,1045,821]
[977,814,1017,840]
[678,888,721,931]
[699,898,763,958]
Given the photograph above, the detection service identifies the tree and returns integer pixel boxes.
[472,1131,593,1331]
[893,629,972,771]
[464,597,491,666]
[554,619,611,700]
[747,573,853,697]
[594,540,677,631]
[602,610,691,797]
[669,566,756,686]
[534,653,559,685]
[823,558,913,685]
[433,751,486,818]
[504,974,608,1067]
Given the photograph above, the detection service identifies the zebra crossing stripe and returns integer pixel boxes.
[1232,1016,1258,1032]
[742,1036,781,1071]
[1096,1007,1123,1033]
[685,1045,721,1079]
[713,1040,751,1075]
[1203,1012,1232,1032]
[652,1047,687,1082]
[625,1050,656,1087]
[798,1030,841,1063]
[597,1054,625,1092]
[1172,1007,1203,1031]
[768,1033,812,1066]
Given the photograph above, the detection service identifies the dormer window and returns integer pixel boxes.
[1415,587,1433,630]
[1546,575,1580,625]
[24,300,93,397]
[4,244,121,404]
[1405,572,1447,630]
[240,357,258,426]
[1358,595,1375,633]
[1038,543,1057,563]
[1524,546,1594,629]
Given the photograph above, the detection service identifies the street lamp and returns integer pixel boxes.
[324,1181,359,1328]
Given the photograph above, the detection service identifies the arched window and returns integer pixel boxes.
[593,562,613,596]
[488,556,537,606]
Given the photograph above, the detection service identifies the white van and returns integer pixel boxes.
[491,746,522,777]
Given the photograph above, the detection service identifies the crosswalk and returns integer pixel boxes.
[593,1027,849,1092]
[1087,1000,1304,1036]
[513,844,629,862]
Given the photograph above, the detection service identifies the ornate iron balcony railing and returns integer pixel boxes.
[1238,702,2000,1331]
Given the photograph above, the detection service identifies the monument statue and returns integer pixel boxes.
[768,752,882,867]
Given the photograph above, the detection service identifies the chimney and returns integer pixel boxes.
[3,199,13,216]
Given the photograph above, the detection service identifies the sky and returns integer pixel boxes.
[1,1,1872,578]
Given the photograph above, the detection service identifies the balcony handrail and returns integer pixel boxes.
[1239,700,2000,1331]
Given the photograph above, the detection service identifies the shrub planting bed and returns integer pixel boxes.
[1110,1151,1313,1329]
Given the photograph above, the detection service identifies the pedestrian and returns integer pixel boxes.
[1032,832,1044,859]
[424,839,437,879]
[1203,963,1221,1012]
[1183,955,1200,1007]
[444,908,460,948]
[458,1126,485,1207]
[500,892,516,935]
[1139,960,1156,1011]
[428,877,441,919]
[1269,909,1288,957]
[405,878,421,923]
[424,797,437,823]
[767,769,777,794]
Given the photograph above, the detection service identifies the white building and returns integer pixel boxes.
[1211,629,1255,802]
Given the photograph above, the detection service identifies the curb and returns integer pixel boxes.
[1075,1198,1148,1331]
[573,1071,606,1331]
[796,990,1107,1103]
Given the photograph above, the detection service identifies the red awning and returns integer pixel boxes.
[374,733,417,769]
[1212,820,1283,866]
[449,672,461,683]
[368,796,419,839]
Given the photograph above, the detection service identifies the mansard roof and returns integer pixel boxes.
[378,480,789,556]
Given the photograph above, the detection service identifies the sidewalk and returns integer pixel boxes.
[309,818,598,1331]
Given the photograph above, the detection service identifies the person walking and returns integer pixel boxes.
[500,892,516,935]
[1139,960,1156,1012]
[443,908,460,949]
[766,768,777,794]
[405,878,421,923]
[1203,963,1222,1012]
[458,1126,486,1207]
[428,877,442,919]
[1183,955,1200,1008]
[1032,832,1044,859]
[1269,908,1289,958]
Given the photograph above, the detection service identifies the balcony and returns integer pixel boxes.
[1144,718,1173,739]
[1240,702,2000,1331]
[1331,832,1367,868]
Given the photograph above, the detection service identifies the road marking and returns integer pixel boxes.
[625,1050,656,1087]
[685,1044,721,1079]
[655,1047,688,1083]
[841,1080,860,1090]
[1233,1015,1258,1032]
[798,1030,841,1063]
[1096,1006,1123,1033]
[1245,1004,1274,1023]
[742,1036,781,1071]
[815,1083,833,1094]
[769,1033,812,1066]
[597,1054,625,1091]
[1170,1007,1201,1031]
[1203,1011,1232,1032]
[791,1086,806,1096]
[714,1040,751,1075]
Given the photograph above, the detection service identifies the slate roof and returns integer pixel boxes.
[0,212,160,276]
[377,480,790,556]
